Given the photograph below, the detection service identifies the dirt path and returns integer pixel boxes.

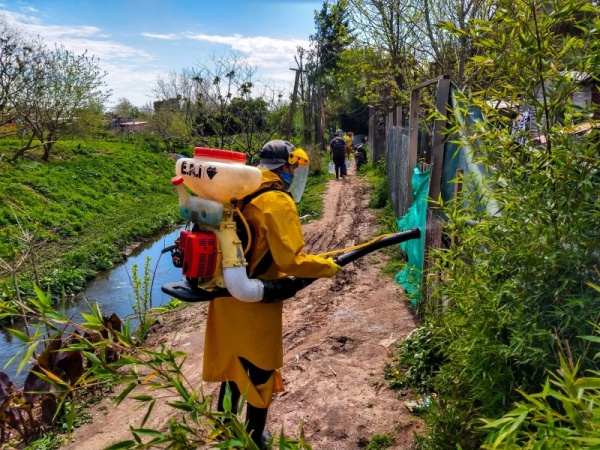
[62,164,422,449]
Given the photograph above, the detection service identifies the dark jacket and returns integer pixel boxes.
[330,137,347,160]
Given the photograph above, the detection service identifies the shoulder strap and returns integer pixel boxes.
[241,185,291,210]
[239,185,292,278]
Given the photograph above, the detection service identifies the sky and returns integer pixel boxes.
[0,0,322,109]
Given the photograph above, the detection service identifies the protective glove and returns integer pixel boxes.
[327,257,343,276]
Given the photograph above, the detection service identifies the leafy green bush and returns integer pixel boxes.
[39,267,94,294]
[397,0,600,448]
[368,159,389,209]
[482,353,600,449]
[366,433,395,449]
[384,324,442,393]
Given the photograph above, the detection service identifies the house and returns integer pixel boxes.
[507,71,600,143]
[108,117,148,134]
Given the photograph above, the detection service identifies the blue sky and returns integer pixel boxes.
[0,0,322,109]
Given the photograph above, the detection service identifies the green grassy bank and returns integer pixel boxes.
[0,137,181,298]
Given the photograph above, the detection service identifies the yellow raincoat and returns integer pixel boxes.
[202,169,337,408]
[343,135,353,159]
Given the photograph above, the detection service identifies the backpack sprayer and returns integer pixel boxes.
[161,147,421,303]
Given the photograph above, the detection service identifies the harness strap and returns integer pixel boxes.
[241,185,290,208]
[240,185,292,278]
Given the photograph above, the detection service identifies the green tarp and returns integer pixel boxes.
[395,166,430,306]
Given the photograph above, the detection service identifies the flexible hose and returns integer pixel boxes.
[334,228,421,266]
[235,205,253,256]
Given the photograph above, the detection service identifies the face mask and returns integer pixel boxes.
[279,171,293,187]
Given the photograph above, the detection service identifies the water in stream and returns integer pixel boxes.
[0,227,184,385]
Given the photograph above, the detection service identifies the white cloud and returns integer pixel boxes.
[156,31,309,96]
[103,66,161,108]
[186,33,307,61]
[34,24,103,38]
[0,8,42,25]
[183,33,308,89]
[142,32,179,40]
[50,38,151,62]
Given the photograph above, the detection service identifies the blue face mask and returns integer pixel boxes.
[279,171,293,186]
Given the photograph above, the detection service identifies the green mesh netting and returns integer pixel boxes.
[395,166,430,306]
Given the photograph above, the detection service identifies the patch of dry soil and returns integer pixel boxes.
[62,164,423,449]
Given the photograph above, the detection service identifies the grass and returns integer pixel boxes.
[359,162,409,276]
[366,433,395,449]
[297,171,328,221]
[23,433,63,450]
[0,135,182,298]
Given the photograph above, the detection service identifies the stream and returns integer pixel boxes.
[0,226,184,386]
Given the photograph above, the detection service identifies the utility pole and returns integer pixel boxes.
[286,68,302,141]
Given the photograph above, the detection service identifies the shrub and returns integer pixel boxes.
[481,352,600,449]
[398,0,600,447]
[368,159,389,209]
[384,324,443,393]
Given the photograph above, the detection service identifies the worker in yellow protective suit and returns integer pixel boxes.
[202,139,342,449]
[343,132,354,161]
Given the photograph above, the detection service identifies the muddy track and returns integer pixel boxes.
[61,164,422,450]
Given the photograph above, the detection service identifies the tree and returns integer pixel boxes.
[348,0,417,105]
[12,45,110,161]
[299,0,354,149]
[348,0,494,96]
[149,96,188,152]
[139,101,154,119]
[336,46,400,110]
[151,50,287,157]
[0,17,45,139]
[291,47,315,145]
[414,0,495,88]
[113,97,136,119]
[312,0,354,77]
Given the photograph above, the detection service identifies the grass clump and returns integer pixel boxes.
[366,433,395,449]
[367,159,389,210]
[297,170,328,221]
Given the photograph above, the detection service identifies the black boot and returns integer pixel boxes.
[246,404,269,449]
[260,429,272,449]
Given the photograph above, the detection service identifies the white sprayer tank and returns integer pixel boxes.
[175,148,262,204]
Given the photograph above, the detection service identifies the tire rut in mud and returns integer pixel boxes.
[284,170,376,350]
[303,173,372,296]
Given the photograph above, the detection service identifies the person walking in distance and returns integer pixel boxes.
[343,131,354,163]
[355,136,368,171]
[202,139,343,449]
[330,132,348,179]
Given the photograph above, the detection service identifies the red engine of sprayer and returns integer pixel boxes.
[172,230,218,279]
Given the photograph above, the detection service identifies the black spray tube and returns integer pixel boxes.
[162,227,421,303]
[261,227,421,303]
[335,227,421,267]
